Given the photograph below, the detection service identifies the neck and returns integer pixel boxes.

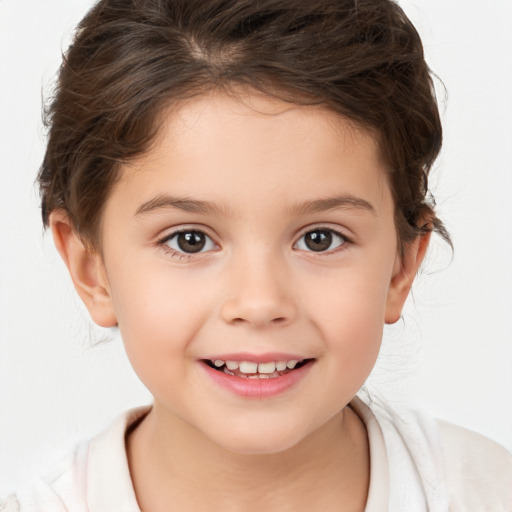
[127,404,369,512]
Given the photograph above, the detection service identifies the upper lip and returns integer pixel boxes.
[201,352,309,363]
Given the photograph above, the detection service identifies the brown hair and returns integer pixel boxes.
[39,0,450,250]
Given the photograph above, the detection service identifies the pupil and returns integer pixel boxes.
[177,231,205,253]
[305,230,332,251]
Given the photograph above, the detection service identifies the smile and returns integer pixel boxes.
[203,358,313,380]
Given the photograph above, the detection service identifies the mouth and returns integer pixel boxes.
[202,358,313,379]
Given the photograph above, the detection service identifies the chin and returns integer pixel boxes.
[205,420,312,456]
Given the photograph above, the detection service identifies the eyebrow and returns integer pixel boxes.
[135,193,375,217]
[135,195,230,216]
[290,195,376,216]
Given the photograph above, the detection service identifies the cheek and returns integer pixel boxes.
[321,291,385,361]
[301,259,392,375]
[304,250,392,322]
[107,263,209,379]
[320,297,385,399]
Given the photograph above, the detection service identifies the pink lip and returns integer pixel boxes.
[198,358,314,399]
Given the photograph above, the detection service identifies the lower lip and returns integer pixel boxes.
[199,361,313,399]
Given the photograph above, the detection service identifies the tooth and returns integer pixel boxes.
[248,374,259,379]
[258,362,276,374]
[214,360,225,367]
[259,374,270,379]
[286,360,298,369]
[276,361,287,371]
[239,361,258,374]
[226,360,239,370]
[223,367,234,376]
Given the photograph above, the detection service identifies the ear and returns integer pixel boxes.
[50,210,117,327]
[385,230,431,324]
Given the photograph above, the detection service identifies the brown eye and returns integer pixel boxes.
[296,229,346,252]
[177,232,205,253]
[164,230,215,254]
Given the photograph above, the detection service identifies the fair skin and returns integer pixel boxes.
[51,91,429,512]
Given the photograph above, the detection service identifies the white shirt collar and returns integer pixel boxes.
[87,406,150,512]
[85,399,390,512]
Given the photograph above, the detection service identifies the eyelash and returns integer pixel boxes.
[294,226,350,254]
[157,229,217,261]
[156,226,351,260]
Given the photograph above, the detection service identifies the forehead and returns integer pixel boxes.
[108,90,393,220]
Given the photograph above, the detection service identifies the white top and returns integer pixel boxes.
[3,398,512,512]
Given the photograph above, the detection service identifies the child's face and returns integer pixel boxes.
[70,91,422,454]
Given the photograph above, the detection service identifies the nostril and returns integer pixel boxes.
[231,316,288,325]
[221,296,297,327]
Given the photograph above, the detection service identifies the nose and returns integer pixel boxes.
[220,252,297,328]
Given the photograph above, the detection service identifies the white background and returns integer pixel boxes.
[1,0,511,495]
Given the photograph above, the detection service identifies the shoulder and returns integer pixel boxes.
[3,406,149,512]
[354,396,512,511]
[2,441,90,512]
[437,420,512,512]
[0,495,21,512]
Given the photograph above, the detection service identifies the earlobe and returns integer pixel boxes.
[385,231,431,324]
[50,210,117,328]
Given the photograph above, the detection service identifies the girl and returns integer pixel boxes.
[2,0,511,510]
